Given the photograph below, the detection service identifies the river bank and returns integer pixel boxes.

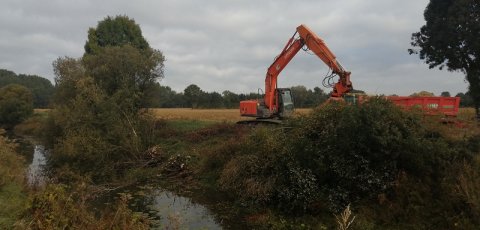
[4,101,480,229]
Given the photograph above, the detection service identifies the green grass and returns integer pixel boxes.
[0,183,28,228]
[165,119,220,132]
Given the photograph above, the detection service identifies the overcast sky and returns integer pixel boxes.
[0,0,469,96]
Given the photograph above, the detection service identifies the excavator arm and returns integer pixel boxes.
[296,25,352,98]
[264,33,305,115]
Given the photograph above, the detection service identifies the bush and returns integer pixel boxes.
[218,97,479,218]
[219,127,320,212]
[17,183,150,229]
[46,77,159,182]
[13,114,47,136]
[293,98,430,210]
[0,84,33,128]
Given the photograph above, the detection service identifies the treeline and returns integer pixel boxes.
[410,90,475,107]
[0,67,475,109]
[0,69,54,108]
[146,83,329,109]
[0,69,329,109]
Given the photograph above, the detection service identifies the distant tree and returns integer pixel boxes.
[409,0,480,118]
[238,92,261,102]
[410,91,435,97]
[184,84,203,109]
[222,90,240,108]
[0,84,33,127]
[169,92,186,108]
[313,87,328,105]
[290,86,328,108]
[203,92,224,108]
[440,91,451,97]
[0,69,16,78]
[0,69,54,108]
[290,86,311,108]
[455,92,475,107]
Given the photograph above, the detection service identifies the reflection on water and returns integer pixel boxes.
[16,137,228,229]
[27,145,47,185]
[132,190,222,229]
[10,135,48,185]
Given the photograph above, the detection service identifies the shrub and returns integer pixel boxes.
[13,114,47,136]
[456,156,480,220]
[219,127,320,212]
[219,98,476,216]
[290,98,444,211]
[47,77,159,182]
[17,183,149,229]
[0,84,33,128]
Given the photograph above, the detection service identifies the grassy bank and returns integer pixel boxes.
[0,130,28,229]
[0,129,151,229]
[7,105,478,229]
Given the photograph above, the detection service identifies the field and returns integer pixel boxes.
[150,108,312,122]
[37,107,476,122]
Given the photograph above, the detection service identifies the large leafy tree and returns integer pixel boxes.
[409,0,480,118]
[48,15,165,181]
[83,15,165,109]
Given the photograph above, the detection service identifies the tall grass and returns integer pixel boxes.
[0,130,28,229]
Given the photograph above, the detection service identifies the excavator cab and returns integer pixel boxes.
[239,88,294,121]
[277,88,294,118]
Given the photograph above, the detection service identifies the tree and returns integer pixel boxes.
[313,87,328,105]
[290,85,311,108]
[84,15,150,55]
[0,69,54,108]
[409,0,480,118]
[456,92,475,107]
[440,91,451,97]
[52,57,85,106]
[0,84,33,127]
[410,91,435,97]
[222,90,240,108]
[83,15,165,109]
[204,92,224,108]
[47,15,165,181]
[184,84,203,109]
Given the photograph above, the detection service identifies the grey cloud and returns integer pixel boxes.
[0,0,468,96]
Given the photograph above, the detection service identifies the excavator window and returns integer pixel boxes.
[282,90,293,105]
[278,89,294,117]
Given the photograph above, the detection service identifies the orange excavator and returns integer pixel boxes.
[239,24,352,123]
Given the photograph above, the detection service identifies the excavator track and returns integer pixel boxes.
[236,119,283,125]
